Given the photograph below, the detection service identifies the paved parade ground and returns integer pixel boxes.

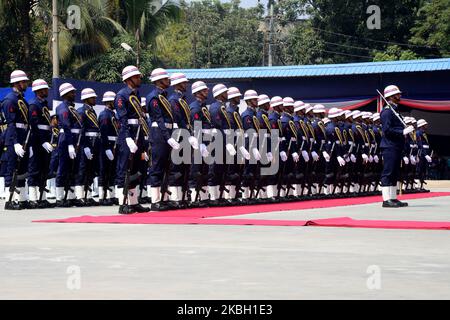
[1,184,450,300]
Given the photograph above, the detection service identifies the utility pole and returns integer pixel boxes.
[268,3,274,67]
[52,0,60,78]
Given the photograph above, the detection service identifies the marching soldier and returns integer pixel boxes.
[416,118,432,191]
[256,94,272,201]
[55,82,80,207]
[241,90,261,203]
[379,85,414,208]
[189,81,211,206]
[208,83,230,205]
[167,73,195,208]
[323,108,347,196]
[267,96,283,199]
[27,79,55,208]
[147,68,180,211]
[98,91,118,206]
[73,88,101,206]
[279,97,298,199]
[225,87,243,202]
[114,65,150,214]
[3,70,30,210]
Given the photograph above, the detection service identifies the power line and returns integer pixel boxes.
[322,40,443,59]
[311,26,442,50]
[319,49,373,59]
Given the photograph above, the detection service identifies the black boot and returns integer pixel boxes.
[392,199,408,207]
[133,204,151,213]
[151,202,170,211]
[86,198,99,206]
[71,199,87,207]
[382,200,402,208]
[4,201,22,210]
[39,200,56,208]
[118,204,137,214]
[28,201,41,209]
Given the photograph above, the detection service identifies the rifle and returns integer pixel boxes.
[83,135,97,201]
[63,126,83,202]
[8,129,31,203]
[38,127,57,201]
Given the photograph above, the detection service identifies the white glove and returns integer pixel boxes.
[362,153,369,163]
[311,151,319,162]
[125,137,138,153]
[84,147,93,160]
[410,155,416,165]
[266,152,273,163]
[301,150,309,162]
[200,143,209,158]
[403,156,409,165]
[226,143,236,156]
[350,154,356,163]
[142,151,149,161]
[403,126,414,135]
[68,144,76,159]
[42,142,54,153]
[292,152,300,163]
[252,148,261,161]
[167,137,180,150]
[14,143,25,158]
[105,149,114,161]
[425,155,432,163]
[368,155,374,163]
[344,155,350,163]
[188,136,199,150]
[29,146,34,158]
[280,151,288,162]
[239,146,250,160]
[374,155,379,163]
[337,156,346,167]
[322,151,330,162]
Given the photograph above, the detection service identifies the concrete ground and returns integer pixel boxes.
[1,184,450,300]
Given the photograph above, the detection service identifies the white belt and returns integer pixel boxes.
[281,137,286,141]
[60,128,80,134]
[364,143,369,147]
[302,136,307,141]
[335,141,341,145]
[202,129,211,134]
[410,144,417,148]
[37,124,51,131]
[15,123,28,129]
[85,132,100,137]
[321,140,325,144]
[310,138,314,143]
[348,141,354,146]
[423,145,429,149]
[151,121,173,129]
[107,136,117,141]
[291,138,297,142]
[264,133,271,138]
[128,119,139,125]
[224,129,232,135]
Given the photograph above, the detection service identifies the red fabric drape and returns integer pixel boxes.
[399,99,450,111]
[341,97,377,110]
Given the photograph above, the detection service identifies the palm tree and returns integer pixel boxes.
[120,0,181,66]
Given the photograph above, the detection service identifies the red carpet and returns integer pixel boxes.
[33,192,450,230]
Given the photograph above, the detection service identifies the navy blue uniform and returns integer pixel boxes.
[114,87,146,189]
[380,104,405,187]
[75,104,100,188]
[1,90,29,188]
[98,107,118,194]
[146,87,174,188]
[27,96,52,187]
[208,100,229,187]
[241,106,260,189]
[188,99,211,192]
[168,90,189,187]
[55,100,82,188]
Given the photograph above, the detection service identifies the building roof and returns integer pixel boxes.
[167,58,450,80]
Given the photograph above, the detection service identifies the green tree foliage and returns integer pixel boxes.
[373,45,419,61]
[185,0,264,68]
[409,0,450,57]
